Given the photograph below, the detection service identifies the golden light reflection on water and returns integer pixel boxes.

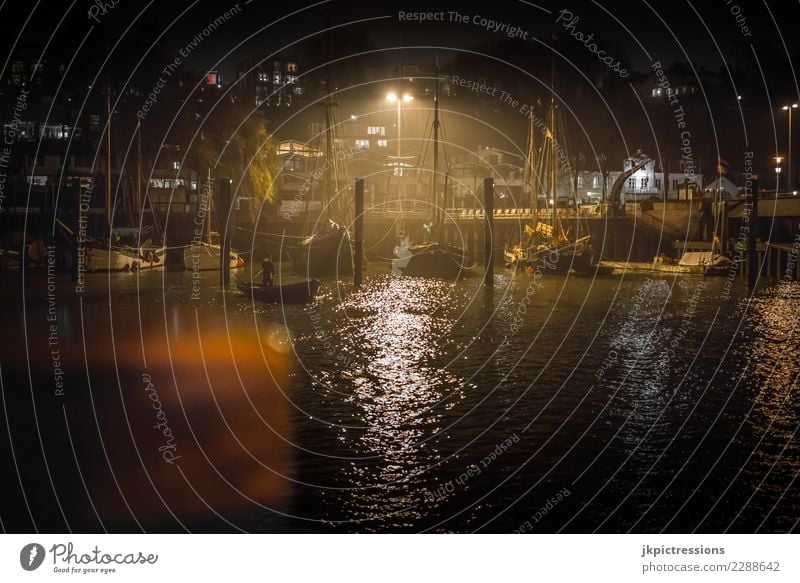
[331,278,467,515]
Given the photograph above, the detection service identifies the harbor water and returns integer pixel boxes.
[1,264,798,533]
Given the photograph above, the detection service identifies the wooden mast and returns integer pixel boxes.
[432,63,440,238]
[106,85,112,232]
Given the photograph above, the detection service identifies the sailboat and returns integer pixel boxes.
[504,99,591,274]
[78,90,166,271]
[293,72,354,279]
[392,65,473,278]
[183,171,244,270]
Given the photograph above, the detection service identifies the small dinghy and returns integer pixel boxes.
[237,280,321,304]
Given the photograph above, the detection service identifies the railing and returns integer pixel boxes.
[364,207,599,220]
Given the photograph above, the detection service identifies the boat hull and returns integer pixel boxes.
[183,243,244,271]
[86,245,164,272]
[392,241,473,278]
[294,227,353,278]
[507,236,592,274]
[237,280,320,304]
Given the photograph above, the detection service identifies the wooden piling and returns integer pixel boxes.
[71,180,81,282]
[354,178,364,289]
[484,177,494,288]
[218,178,232,286]
[747,176,759,289]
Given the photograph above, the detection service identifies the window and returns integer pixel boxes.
[273,72,281,84]
[577,175,583,188]
[173,161,180,170]
[293,86,303,95]
[377,139,388,148]
[655,177,662,189]
[286,158,305,172]
[367,126,385,136]
[592,176,599,188]
[355,139,369,149]
[40,124,67,139]
[286,75,297,84]
[273,61,281,71]
[258,72,268,82]
[672,179,679,190]
[628,178,635,188]
[287,62,297,73]
[164,180,172,189]
[190,180,198,190]
[640,177,648,188]
[26,175,47,186]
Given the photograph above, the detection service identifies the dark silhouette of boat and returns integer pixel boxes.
[237,280,321,304]
[393,238,474,277]
[294,220,353,279]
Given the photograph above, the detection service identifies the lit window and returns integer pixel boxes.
[294,86,303,95]
[377,139,388,148]
[273,72,281,84]
[287,62,297,73]
[355,139,369,149]
[577,175,583,188]
[286,75,297,84]
[173,161,180,170]
[26,175,47,186]
[367,126,385,135]
[258,72,268,82]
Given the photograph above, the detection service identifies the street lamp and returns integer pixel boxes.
[781,103,798,192]
[386,91,413,170]
[774,156,783,194]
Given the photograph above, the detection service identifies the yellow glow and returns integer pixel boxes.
[386,91,398,102]
[402,93,413,102]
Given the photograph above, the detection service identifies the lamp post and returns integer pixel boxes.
[386,91,413,160]
[781,103,798,191]
[386,92,413,205]
[774,156,783,195]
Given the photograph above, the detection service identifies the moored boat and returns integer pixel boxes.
[183,242,244,271]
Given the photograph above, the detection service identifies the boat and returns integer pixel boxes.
[391,64,472,278]
[237,279,321,304]
[86,239,165,271]
[392,235,475,277]
[677,251,731,276]
[292,40,354,279]
[294,220,354,278]
[504,97,594,274]
[183,241,244,270]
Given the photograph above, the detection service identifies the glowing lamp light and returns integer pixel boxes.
[386,92,398,103]
[402,93,414,102]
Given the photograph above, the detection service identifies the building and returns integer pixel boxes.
[234,54,306,109]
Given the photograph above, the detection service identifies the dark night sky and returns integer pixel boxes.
[2,0,799,173]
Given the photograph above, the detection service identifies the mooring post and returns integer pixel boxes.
[71,180,81,282]
[218,178,232,286]
[747,176,759,289]
[354,178,364,289]
[484,177,494,288]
